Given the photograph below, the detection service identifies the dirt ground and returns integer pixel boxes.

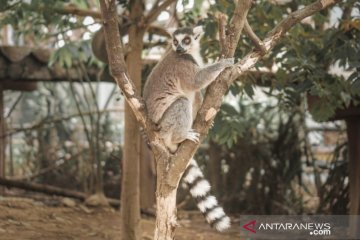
[0,196,241,240]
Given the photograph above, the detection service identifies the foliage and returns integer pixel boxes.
[49,40,101,68]
[0,0,97,45]
[181,0,360,121]
[1,0,102,70]
[209,98,274,148]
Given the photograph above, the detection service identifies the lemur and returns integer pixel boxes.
[143,26,233,231]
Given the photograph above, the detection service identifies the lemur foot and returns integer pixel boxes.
[186,129,200,143]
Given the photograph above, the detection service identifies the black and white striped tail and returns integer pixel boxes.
[183,159,231,231]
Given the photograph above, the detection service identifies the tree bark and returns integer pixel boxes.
[154,188,177,240]
[120,0,146,239]
[345,119,360,237]
[121,89,142,240]
[154,151,179,240]
[208,140,222,196]
[140,139,156,209]
[0,85,4,194]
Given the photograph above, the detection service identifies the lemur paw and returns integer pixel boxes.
[186,129,200,143]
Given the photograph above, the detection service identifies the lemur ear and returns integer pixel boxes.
[193,25,204,40]
[166,27,177,36]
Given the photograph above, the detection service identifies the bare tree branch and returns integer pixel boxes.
[10,151,85,181]
[150,0,162,12]
[98,0,161,150]
[55,4,171,37]
[6,92,23,118]
[54,5,102,18]
[244,19,266,54]
[217,13,228,58]
[5,109,122,137]
[235,0,341,75]
[100,1,144,119]
[224,0,253,57]
[70,80,93,149]
[147,25,171,37]
[146,0,178,24]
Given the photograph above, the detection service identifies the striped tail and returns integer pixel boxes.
[182,159,231,231]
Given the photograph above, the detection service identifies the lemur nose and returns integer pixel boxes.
[176,46,185,53]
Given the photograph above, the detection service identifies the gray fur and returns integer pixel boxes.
[158,97,193,152]
[173,27,193,36]
[186,58,234,91]
[143,26,234,153]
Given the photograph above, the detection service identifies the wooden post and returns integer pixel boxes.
[0,84,5,195]
[345,118,360,237]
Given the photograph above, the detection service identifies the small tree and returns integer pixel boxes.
[99,0,341,239]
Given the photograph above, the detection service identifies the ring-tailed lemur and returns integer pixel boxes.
[143,26,233,231]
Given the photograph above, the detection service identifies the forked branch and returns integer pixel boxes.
[166,0,341,187]
[98,0,341,209]
[166,0,253,186]
[235,0,342,75]
[244,20,266,54]
[225,0,253,58]
[146,0,178,23]
[98,0,156,140]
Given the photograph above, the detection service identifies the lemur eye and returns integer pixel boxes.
[173,39,178,46]
[183,37,191,45]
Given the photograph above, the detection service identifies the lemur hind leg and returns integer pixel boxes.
[159,97,199,153]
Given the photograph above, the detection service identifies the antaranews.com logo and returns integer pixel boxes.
[243,220,331,236]
[239,215,360,239]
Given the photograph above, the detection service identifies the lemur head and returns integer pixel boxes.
[168,26,204,55]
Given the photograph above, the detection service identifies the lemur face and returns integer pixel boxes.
[169,26,204,55]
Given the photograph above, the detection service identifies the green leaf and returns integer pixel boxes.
[309,97,337,121]
[244,83,254,99]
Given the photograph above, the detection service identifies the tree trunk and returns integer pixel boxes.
[154,186,177,240]
[208,140,222,196]
[122,104,142,239]
[9,128,14,177]
[120,0,145,238]
[0,85,4,194]
[38,127,58,185]
[345,119,360,237]
[153,153,181,240]
[140,139,156,209]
